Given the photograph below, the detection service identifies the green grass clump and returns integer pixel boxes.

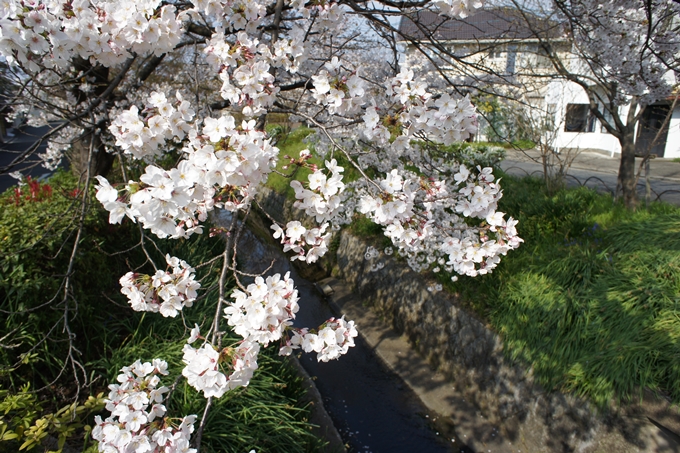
[451,174,680,407]
[509,139,536,150]
[266,126,317,196]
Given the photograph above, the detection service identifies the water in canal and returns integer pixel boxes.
[222,212,473,453]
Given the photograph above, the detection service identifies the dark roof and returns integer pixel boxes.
[398,8,562,41]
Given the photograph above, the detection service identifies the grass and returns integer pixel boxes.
[447,174,680,407]
[509,139,536,149]
[266,126,317,196]
[265,126,364,198]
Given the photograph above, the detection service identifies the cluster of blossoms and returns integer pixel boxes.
[179,272,359,398]
[182,334,261,398]
[204,31,280,116]
[109,91,195,159]
[92,359,197,453]
[267,155,346,263]
[271,221,331,264]
[359,169,417,225]
[224,272,300,345]
[562,0,680,105]
[357,163,522,277]
[362,67,478,154]
[118,255,200,317]
[38,126,82,171]
[190,0,267,32]
[0,0,182,71]
[224,273,358,362]
[282,316,358,362]
[311,57,366,116]
[290,155,346,223]
[303,2,346,29]
[96,109,278,238]
[433,0,484,18]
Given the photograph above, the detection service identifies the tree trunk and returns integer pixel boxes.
[68,128,115,178]
[68,58,114,178]
[617,125,637,209]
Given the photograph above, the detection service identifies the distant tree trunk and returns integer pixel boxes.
[617,124,637,209]
[69,128,114,178]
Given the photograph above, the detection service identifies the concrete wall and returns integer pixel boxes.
[666,108,680,159]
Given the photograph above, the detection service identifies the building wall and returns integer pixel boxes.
[404,42,679,158]
[665,107,680,159]
[545,80,633,155]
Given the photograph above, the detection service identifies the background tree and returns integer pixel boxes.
[519,0,680,208]
[394,0,680,208]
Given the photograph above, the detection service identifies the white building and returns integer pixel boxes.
[399,8,680,158]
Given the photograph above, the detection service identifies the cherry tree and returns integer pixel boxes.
[0,0,524,450]
[545,0,680,208]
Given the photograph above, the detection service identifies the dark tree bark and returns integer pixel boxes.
[617,125,638,210]
[68,58,115,177]
[69,128,114,178]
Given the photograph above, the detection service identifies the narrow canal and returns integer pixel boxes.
[223,212,472,453]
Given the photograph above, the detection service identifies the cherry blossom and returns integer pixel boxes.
[182,339,260,398]
[118,255,200,317]
[92,359,197,453]
[280,317,358,362]
[0,0,535,449]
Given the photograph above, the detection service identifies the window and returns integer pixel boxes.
[564,104,596,133]
[505,46,517,74]
[489,48,503,59]
[600,106,616,133]
[536,45,553,69]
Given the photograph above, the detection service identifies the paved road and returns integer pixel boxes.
[0,125,54,193]
[501,150,680,205]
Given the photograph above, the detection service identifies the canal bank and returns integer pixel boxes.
[219,210,463,453]
[330,231,680,453]
[253,185,680,453]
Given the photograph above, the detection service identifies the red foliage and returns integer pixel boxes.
[11,176,54,205]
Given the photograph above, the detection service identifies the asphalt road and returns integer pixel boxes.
[0,125,53,193]
[501,156,680,206]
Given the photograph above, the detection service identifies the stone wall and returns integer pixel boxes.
[333,232,678,452]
